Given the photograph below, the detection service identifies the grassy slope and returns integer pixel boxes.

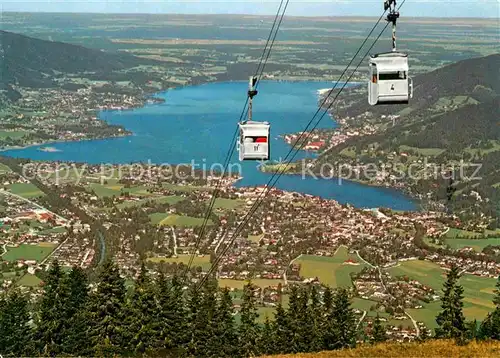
[387,260,496,328]
[260,340,500,358]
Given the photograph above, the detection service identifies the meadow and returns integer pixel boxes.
[444,238,500,252]
[262,340,500,358]
[387,260,497,328]
[0,130,27,140]
[149,213,212,227]
[116,195,184,209]
[0,163,11,173]
[295,246,368,288]
[87,183,154,198]
[2,243,57,262]
[218,278,284,290]
[7,182,45,198]
[16,273,43,287]
[441,228,500,252]
[147,254,211,270]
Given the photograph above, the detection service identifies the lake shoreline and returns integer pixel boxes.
[0,78,347,153]
[1,80,417,211]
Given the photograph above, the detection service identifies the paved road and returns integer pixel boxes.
[284,253,303,286]
[356,250,420,338]
[40,237,70,265]
[0,189,73,267]
[0,189,68,223]
[357,310,367,329]
[171,227,178,256]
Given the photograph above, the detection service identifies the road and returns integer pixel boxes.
[0,189,68,223]
[171,227,178,256]
[406,311,421,337]
[357,310,367,329]
[40,237,70,265]
[1,189,72,267]
[284,253,303,286]
[356,250,420,338]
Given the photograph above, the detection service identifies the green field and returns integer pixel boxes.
[445,238,500,252]
[16,273,43,287]
[446,228,500,239]
[399,145,445,157]
[248,234,264,243]
[0,130,27,139]
[149,212,170,225]
[212,198,245,210]
[162,183,209,193]
[0,163,11,173]
[38,226,67,235]
[117,195,184,209]
[150,213,212,227]
[352,298,413,329]
[340,147,357,158]
[2,243,57,262]
[218,278,284,290]
[7,183,45,198]
[147,254,211,270]
[88,183,155,198]
[441,228,500,252]
[295,246,368,288]
[387,260,496,328]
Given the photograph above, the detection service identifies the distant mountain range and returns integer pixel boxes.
[0,30,161,100]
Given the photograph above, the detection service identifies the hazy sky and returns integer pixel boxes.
[2,0,499,18]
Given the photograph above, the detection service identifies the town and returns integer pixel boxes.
[1,158,498,341]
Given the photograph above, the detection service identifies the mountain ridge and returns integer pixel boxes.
[0,30,161,90]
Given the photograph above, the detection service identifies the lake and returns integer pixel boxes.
[2,81,417,211]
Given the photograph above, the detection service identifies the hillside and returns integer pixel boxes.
[315,54,500,225]
[260,340,500,358]
[0,30,161,93]
[333,53,500,118]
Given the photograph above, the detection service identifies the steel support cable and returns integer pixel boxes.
[241,0,291,121]
[182,0,288,281]
[197,2,406,290]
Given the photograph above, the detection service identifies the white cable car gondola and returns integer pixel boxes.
[368,0,413,106]
[238,121,270,161]
[368,52,413,105]
[237,76,271,161]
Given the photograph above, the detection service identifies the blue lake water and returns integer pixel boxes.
[3,81,417,211]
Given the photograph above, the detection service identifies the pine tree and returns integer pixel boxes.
[187,278,218,357]
[239,283,261,357]
[478,275,500,340]
[285,285,302,353]
[125,262,160,355]
[87,259,127,356]
[296,286,315,353]
[186,283,203,357]
[272,302,290,354]
[34,260,67,356]
[157,272,188,355]
[307,285,323,352]
[466,319,478,340]
[371,314,387,343]
[330,288,357,349]
[61,266,90,356]
[320,286,334,351]
[435,265,466,340]
[258,316,275,355]
[214,288,239,357]
[0,290,32,356]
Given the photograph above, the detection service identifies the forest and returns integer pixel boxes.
[1,260,499,357]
